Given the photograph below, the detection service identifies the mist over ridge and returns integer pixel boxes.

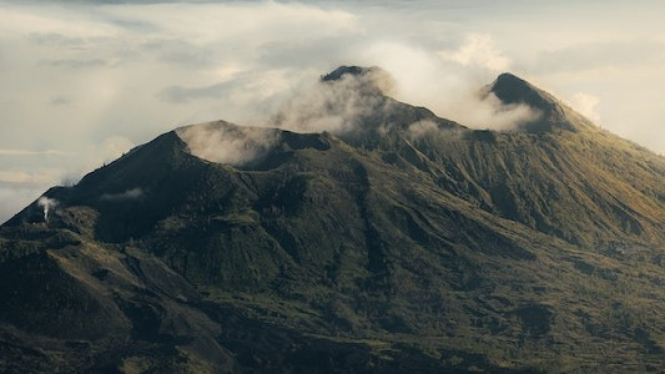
[173,65,604,168]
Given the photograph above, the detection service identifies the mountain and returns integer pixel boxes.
[1,66,665,373]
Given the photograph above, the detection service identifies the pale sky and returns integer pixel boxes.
[1,0,664,223]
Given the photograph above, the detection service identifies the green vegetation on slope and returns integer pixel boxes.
[1,69,665,372]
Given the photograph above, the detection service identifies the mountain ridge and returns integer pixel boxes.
[1,67,665,372]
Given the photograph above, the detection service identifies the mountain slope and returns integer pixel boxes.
[1,67,665,372]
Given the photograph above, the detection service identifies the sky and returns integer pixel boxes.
[1,0,664,223]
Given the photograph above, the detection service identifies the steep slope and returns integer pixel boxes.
[399,72,665,248]
[1,67,665,372]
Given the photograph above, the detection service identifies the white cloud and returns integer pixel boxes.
[101,187,144,201]
[571,92,601,123]
[0,149,71,156]
[356,41,537,131]
[439,34,511,72]
[407,120,440,140]
[0,187,44,224]
[176,122,279,166]
[0,169,60,186]
[264,66,396,135]
[0,5,119,39]
[527,40,665,75]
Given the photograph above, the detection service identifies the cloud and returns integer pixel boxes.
[0,187,44,224]
[28,32,87,48]
[357,41,539,131]
[469,93,543,130]
[50,95,72,105]
[106,17,159,33]
[101,187,144,201]
[176,122,279,166]
[529,40,665,74]
[59,136,135,186]
[158,81,235,104]
[44,58,108,69]
[257,35,359,69]
[406,120,440,140]
[0,169,61,188]
[0,0,665,225]
[0,149,71,156]
[570,92,601,123]
[266,67,395,134]
[141,38,218,67]
[98,136,135,162]
[439,34,511,72]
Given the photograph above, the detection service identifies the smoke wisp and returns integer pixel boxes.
[37,196,58,223]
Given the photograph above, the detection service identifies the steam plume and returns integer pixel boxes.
[37,196,58,223]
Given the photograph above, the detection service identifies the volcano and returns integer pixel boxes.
[1,66,665,373]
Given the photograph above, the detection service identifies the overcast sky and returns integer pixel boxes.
[1,0,664,223]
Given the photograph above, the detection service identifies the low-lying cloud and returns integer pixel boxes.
[461,92,543,131]
[439,34,511,72]
[176,122,280,166]
[100,187,144,201]
[175,59,543,168]
[355,39,545,132]
[266,67,395,134]
[570,92,601,123]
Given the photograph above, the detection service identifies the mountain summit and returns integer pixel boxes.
[488,72,591,133]
[321,65,377,82]
[320,65,396,97]
[490,73,552,108]
[1,67,665,372]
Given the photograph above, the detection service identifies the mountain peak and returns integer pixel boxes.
[490,73,555,111]
[488,72,586,133]
[321,65,395,95]
[321,65,377,82]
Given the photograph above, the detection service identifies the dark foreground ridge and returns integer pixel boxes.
[1,67,665,372]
